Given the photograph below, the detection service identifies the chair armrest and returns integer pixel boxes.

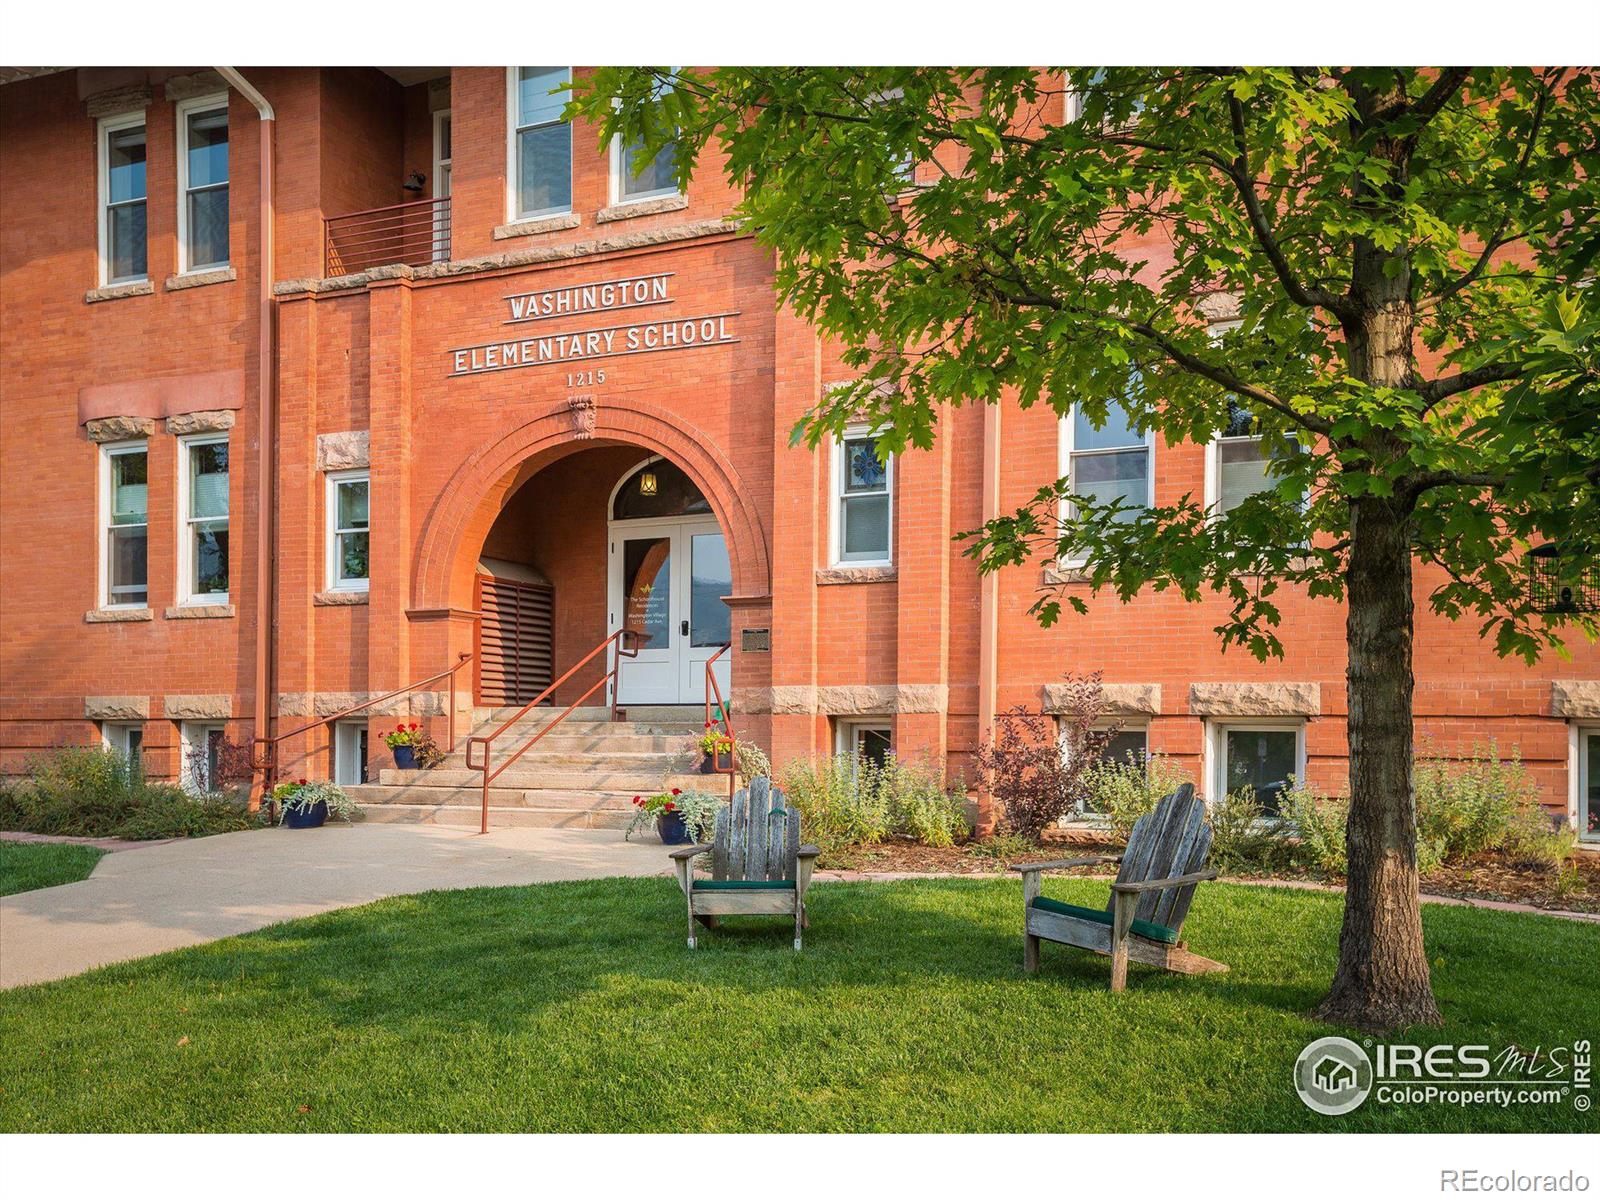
[668,843,714,862]
[1110,869,1219,894]
[796,844,822,860]
[1007,855,1122,874]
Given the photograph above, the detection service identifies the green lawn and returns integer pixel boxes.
[0,841,106,897]
[0,877,1593,1133]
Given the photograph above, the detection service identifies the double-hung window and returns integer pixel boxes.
[98,115,147,284]
[615,72,680,204]
[1209,399,1301,515]
[511,67,572,219]
[1060,397,1154,554]
[177,95,229,272]
[179,436,229,603]
[832,429,893,566]
[326,470,370,592]
[101,442,148,607]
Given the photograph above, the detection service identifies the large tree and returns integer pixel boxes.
[574,67,1600,1030]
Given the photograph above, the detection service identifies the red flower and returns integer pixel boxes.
[409,722,419,731]
[297,778,308,786]
[664,802,674,811]
[632,795,642,805]
[670,788,681,795]
[704,721,712,729]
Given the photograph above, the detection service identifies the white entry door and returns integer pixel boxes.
[609,518,731,705]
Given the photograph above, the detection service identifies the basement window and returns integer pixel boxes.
[101,722,144,778]
[333,721,369,787]
[836,720,893,773]
[180,721,225,793]
[1207,721,1305,818]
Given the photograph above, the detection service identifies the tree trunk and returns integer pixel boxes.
[1313,495,1442,1030]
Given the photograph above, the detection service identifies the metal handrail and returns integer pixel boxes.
[704,643,737,801]
[467,628,642,834]
[324,195,450,276]
[252,652,473,797]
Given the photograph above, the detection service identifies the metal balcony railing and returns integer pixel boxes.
[324,196,451,276]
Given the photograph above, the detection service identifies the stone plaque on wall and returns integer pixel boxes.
[742,627,772,653]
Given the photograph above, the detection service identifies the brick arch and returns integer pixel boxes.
[413,399,772,612]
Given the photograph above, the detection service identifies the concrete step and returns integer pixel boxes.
[435,749,692,770]
[447,732,688,754]
[356,802,635,830]
[348,782,715,812]
[376,767,712,792]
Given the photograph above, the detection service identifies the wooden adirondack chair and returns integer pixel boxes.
[669,777,821,950]
[1010,783,1227,990]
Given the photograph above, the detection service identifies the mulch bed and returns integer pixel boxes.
[821,833,1600,914]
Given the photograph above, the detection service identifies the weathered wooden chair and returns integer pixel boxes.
[669,777,821,950]
[1010,783,1227,990]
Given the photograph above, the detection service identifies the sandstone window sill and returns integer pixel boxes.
[165,604,236,620]
[493,213,581,240]
[165,266,236,291]
[85,606,153,623]
[596,194,689,223]
[314,589,370,606]
[1043,562,1092,586]
[816,565,898,586]
[85,279,154,304]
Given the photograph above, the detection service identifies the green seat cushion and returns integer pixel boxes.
[692,879,796,891]
[1030,896,1179,945]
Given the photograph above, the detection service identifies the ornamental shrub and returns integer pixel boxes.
[1414,741,1536,864]
[779,753,967,855]
[0,748,259,840]
[1082,753,1193,841]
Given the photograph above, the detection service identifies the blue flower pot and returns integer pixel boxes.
[393,745,417,769]
[284,800,328,829]
[657,811,691,845]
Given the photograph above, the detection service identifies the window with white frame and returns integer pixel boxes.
[98,114,147,284]
[178,435,229,603]
[1058,721,1147,818]
[102,722,144,777]
[832,430,893,565]
[177,95,229,272]
[1577,727,1600,842]
[432,109,452,262]
[180,722,226,793]
[836,720,892,772]
[1204,321,1302,516]
[326,470,370,591]
[510,67,572,220]
[334,721,369,787]
[1059,394,1154,554]
[614,71,680,204]
[1208,721,1304,818]
[101,441,148,607]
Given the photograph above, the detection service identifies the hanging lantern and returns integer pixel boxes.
[1527,543,1600,614]
[638,471,658,497]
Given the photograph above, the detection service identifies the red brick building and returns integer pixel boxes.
[2,66,1597,838]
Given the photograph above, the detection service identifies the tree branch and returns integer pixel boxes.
[1417,360,1524,404]
[1224,95,1355,318]
[1408,67,1473,127]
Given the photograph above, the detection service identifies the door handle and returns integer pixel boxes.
[680,619,690,637]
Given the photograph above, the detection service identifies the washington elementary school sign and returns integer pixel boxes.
[448,271,740,377]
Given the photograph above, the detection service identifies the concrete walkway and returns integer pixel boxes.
[0,823,669,989]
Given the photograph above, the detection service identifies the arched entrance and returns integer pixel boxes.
[607,457,731,704]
